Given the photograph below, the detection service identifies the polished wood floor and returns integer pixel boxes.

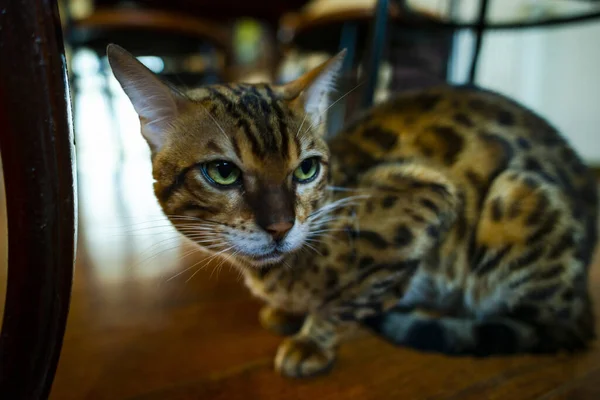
[51,202,600,400]
[1,56,600,399]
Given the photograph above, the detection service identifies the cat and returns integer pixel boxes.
[107,44,598,378]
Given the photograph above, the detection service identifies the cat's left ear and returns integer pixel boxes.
[107,44,189,153]
[278,50,346,127]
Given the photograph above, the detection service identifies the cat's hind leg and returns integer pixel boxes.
[361,295,594,356]
[363,167,596,355]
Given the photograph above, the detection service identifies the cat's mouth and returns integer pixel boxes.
[247,250,285,265]
[232,248,288,267]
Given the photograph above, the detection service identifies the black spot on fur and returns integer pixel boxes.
[420,198,439,214]
[455,215,468,239]
[580,182,598,207]
[541,131,564,147]
[554,167,575,194]
[311,199,320,210]
[382,196,398,209]
[480,132,515,165]
[516,137,531,149]
[497,110,516,126]
[523,176,540,189]
[453,113,474,127]
[510,305,540,320]
[507,201,521,219]
[321,246,330,257]
[524,157,558,184]
[362,127,398,149]
[468,99,487,112]
[257,266,273,279]
[475,245,512,276]
[455,194,468,238]
[407,181,450,199]
[549,230,574,259]
[509,245,545,272]
[526,196,549,226]
[524,284,561,302]
[325,268,339,289]
[421,146,434,158]
[405,320,447,352]
[562,289,575,302]
[474,322,519,356]
[356,231,389,249]
[527,210,560,245]
[431,126,465,165]
[394,225,413,247]
[338,310,357,322]
[426,225,440,239]
[561,148,587,174]
[414,93,441,111]
[359,256,375,269]
[573,273,587,292]
[557,307,571,321]
[343,225,358,239]
[537,264,564,281]
[490,198,503,221]
[464,170,487,210]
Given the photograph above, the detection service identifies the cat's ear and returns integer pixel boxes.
[278,50,346,127]
[107,44,188,152]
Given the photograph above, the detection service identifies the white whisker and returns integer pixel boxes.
[199,103,229,141]
[303,81,365,135]
[185,246,234,283]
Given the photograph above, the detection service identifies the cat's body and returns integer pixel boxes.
[108,45,598,379]
[246,85,598,376]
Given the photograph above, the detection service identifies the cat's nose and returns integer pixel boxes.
[266,221,294,241]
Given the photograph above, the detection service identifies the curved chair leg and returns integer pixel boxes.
[0,1,77,399]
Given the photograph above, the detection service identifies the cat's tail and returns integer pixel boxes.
[360,306,594,356]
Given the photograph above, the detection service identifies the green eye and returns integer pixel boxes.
[293,157,320,183]
[202,160,241,186]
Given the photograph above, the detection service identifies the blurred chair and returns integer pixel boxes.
[0,1,76,399]
[63,1,232,84]
[278,0,454,135]
[60,0,233,162]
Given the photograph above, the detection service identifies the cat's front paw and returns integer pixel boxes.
[259,306,305,336]
[274,337,336,378]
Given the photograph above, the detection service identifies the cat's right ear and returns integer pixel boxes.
[107,44,188,153]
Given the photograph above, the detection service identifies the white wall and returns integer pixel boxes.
[446,1,600,164]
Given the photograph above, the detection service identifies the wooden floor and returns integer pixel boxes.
[1,61,600,399]
[23,162,600,399]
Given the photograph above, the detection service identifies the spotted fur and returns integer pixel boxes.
[109,45,598,379]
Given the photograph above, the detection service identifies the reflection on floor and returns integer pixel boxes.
[44,50,600,399]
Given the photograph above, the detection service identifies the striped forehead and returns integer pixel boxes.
[203,84,309,169]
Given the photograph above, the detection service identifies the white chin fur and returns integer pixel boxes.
[187,221,310,268]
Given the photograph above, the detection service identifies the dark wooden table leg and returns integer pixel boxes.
[0,1,77,399]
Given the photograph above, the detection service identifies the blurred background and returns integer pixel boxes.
[2,0,600,398]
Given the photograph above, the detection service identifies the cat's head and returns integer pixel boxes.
[107,44,345,268]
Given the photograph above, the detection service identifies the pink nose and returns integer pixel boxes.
[266,221,293,241]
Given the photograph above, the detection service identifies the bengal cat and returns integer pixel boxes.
[107,44,598,378]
